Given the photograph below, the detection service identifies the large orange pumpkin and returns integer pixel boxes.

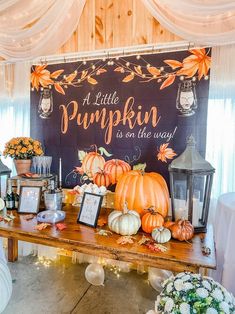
[82,152,105,179]
[141,207,164,233]
[115,170,170,217]
[93,170,111,187]
[104,159,131,184]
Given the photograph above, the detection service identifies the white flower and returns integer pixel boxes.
[146,311,156,314]
[224,291,233,304]
[179,302,190,314]
[192,273,201,280]
[182,274,190,282]
[211,288,224,302]
[220,301,230,314]
[174,279,184,291]
[176,272,185,278]
[196,288,209,298]
[202,280,212,291]
[183,282,194,291]
[164,298,174,312]
[155,296,161,310]
[206,308,218,314]
[166,282,173,293]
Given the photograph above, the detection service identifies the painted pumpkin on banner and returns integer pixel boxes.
[93,170,111,188]
[104,159,131,184]
[81,150,105,179]
[114,170,170,217]
[141,207,164,233]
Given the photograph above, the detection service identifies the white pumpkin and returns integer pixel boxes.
[151,227,171,244]
[0,240,12,313]
[108,203,141,235]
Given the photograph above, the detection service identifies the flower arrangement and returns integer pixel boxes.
[148,272,235,314]
[3,137,43,160]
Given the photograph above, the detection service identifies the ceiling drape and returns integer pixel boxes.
[142,0,235,45]
[0,0,86,61]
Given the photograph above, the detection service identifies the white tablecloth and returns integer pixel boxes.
[212,192,235,295]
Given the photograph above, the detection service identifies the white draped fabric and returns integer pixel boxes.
[142,0,235,45]
[0,0,86,61]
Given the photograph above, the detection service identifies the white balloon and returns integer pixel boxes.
[148,267,172,291]
[85,263,105,286]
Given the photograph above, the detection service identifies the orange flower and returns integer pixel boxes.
[157,143,177,163]
[31,65,53,91]
[177,48,211,80]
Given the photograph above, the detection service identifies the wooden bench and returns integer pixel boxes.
[0,205,216,274]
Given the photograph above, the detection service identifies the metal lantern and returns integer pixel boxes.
[168,136,215,233]
[38,87,53,119]
[0,158,11,198]
[176,79,197,116]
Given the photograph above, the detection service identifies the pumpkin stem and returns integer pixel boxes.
[147,206,157,215]
[91,144,98,154]
[123,202,129,214]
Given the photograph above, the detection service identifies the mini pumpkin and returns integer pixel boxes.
[141,207,164,233]
[108,203,141,235]
[170,219,194,241]
[152,227,171,244]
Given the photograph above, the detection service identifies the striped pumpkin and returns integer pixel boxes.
[104,159,131,184]
[114,170,170,217]
[82,152,105,179]
[93,170,111,187]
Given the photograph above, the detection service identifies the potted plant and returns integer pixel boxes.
[3,137,44,174]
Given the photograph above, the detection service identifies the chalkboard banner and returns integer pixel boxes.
[30,48,211,188]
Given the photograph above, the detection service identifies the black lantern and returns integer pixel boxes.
[38,87,53,119]
[0,158,11,199]
[168,136,215,233]
[176,79,197,116]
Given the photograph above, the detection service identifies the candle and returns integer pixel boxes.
[59,158,62,186]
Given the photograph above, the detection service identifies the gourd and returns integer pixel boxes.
[81,146,105,179]
[170,219,194,241]
[93,170,111,187]
[104,159,131,184]
[108,203,141,235]
[115,170,170,217]
[141,207,164,233]
[151,227,171,244]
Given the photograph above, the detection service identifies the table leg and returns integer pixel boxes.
[8,238,18,262]
[200,268,209,276]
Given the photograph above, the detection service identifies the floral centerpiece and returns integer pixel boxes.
[3,137,43,174]
[147,272,235,314]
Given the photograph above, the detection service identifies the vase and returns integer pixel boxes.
[14,159,32,175]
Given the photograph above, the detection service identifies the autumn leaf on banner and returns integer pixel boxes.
[160,74,175,90]
[81,70,88,80]
[54,82,65,95]
[66,72,77,83]
[34,223,51,231]
[138,235,152,246]
[78,150,87,162]
[122,73,134,82]
[31,65,53,91]
[133,163,146,171]
[157,143,177,163]
[164,59,182,70]
[96,68,107,75]
[117,236,135,245]
[147,66,161,76]
[50,69,64,79]
[97,216,108,227]
[134,66,142,75]
[114,67,123,72]
[177,48,211,80]
[87,77,98,85]
[98,147,113,157]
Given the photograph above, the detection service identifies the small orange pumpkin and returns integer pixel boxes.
[141,207,164,233]
[81,145,105,179]
[104,159,131,184]
[164,221,175,229]
[93,170,111,188]
[170,219,194,241]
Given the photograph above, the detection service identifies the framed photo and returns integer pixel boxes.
[18,186,41,214]
[77,192,103,228]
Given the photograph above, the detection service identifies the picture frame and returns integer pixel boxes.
[77,192,103,228]
[18,186,41,214]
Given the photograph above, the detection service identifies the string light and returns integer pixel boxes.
[126,62,130,67]
[83,61,87,65]
[136,55,140,60]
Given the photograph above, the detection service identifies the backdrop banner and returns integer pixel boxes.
[30,48,211,188]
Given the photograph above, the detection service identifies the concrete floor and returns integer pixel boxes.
[3,256,157,314]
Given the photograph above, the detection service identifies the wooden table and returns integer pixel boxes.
[0,206,216,273]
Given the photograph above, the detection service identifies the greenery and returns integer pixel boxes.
[3,137,43,160]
